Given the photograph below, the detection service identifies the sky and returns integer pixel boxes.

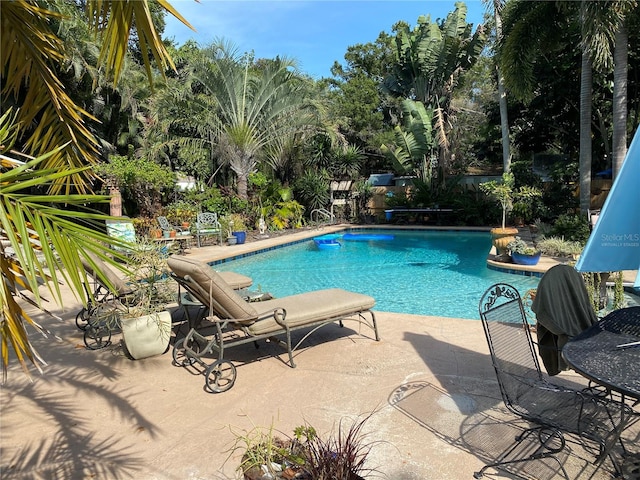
[163,0,487,79]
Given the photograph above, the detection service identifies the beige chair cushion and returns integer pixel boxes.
[218,271,253,290]
[248,289,375,335]
[81,252,135,297]
[167,256,258,322]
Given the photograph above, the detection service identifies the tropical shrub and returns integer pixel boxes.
[331,144,364,179]
[164,200,198,225]
[97,154,175,217]
[507,237,538,255]
[479,172,541,229]
[385,190,410,208]
[352,179,374,222]
[536,236,583,257]
[183,186,226,216]
[294,169,330,214]
[549,213,590,243]
[540,161,580,219]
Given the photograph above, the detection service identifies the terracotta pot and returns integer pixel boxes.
[169,230,177,238]
[182,222,190,229]
[490,227,519,255]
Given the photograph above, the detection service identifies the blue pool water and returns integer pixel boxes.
[214,229,540,320]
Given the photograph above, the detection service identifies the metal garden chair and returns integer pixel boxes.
[195,212,222,247]
[157,216,186,234]
[476,283,631,479]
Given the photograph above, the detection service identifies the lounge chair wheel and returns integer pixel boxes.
[75,307,92,330]
[83,323,112,350]
[172,338,200,367]
[205,360,236,393]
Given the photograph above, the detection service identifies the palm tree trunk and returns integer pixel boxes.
[237,173,248,200]
[579,48,593,216]
[612,23,628,180]
[493,0,511,173]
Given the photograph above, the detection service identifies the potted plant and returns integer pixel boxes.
[479,172,541,255]
[507,236,541,265]
[229,213,248,245]
[219,215,238,245]
[120,241,175,360]
[220,213,248,245]
[164,200,198,230]
[231,415,378,480]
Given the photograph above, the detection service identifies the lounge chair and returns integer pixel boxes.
[105,217,140,254]
[167,255,379,393]
[77,252,141,349]
[78,252,253,350]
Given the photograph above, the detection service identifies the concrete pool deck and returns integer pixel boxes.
[2,225,638,479]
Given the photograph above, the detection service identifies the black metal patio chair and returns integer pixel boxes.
[475,283,631,479]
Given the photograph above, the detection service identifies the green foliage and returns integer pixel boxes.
[270,195,304,230]
[193,41,318,199]
[182,186,226,215]
[97,154,175,217]
[382,3,486,106]
[507,237,538,255]
[450,189,495,226]
[331,144,365,179]
[228,213,248,232]
[352,179,375,222]
[163,200,198,225]
[230,414,380,479]
[385,190,411,208]
[327,32,395,150]
[480,172,541,229]
[536,236,583,257]
[581,272,625,314]
[549,214,590,243]
[380,99,433,178]
[256,180,305,230]
[230,423,294,476]
[123,241,175,318]
[540,161,580,220]
[294,170,330,214]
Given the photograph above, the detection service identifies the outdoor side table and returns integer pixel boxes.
[152,234,192,254]
[563,306,640,400]
[563,307,640,474]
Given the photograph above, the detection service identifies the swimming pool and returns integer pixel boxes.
[213,229,540,320]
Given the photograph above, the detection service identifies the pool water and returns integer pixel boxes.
[214,229,540,320]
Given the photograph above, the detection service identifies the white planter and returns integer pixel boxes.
[121,310,172,360]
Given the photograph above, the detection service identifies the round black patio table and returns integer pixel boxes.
[563,306,640,400]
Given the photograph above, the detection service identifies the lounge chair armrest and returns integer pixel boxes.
[254,307,287,325]
[272,308,287,327]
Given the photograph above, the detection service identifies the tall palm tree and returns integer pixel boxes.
[608,2,637,178]
[382,3,486,182]
[191,43,319,199]
[499,0,637,213]
[483,0,511,173]
[0,0,191,377]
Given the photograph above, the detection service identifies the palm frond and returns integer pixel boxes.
[1,152,128,378]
